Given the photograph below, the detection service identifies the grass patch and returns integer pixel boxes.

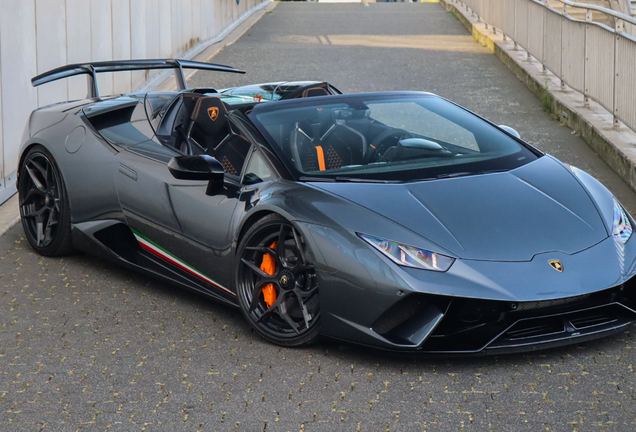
[539,81,554,113]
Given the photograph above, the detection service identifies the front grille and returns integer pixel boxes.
[514,294,592,311]
[503,318,565,340]
[570,313,617,330]
[487,304,636,350]
[420,281,636,353]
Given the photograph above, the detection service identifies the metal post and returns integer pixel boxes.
[542,5,547,72]
[613,19,624,128]
[561,14,565,90]
[584,10,591,107]
[527,1,531,61]
[514,0,518,49]
[562,5,568,89]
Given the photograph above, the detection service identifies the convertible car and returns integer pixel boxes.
[18,59,636,354]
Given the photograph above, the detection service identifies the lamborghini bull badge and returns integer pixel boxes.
[208,106,219,121]
[549,260,564,272]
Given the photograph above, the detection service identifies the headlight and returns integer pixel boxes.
[613,199,632,244]
[358,233,455,272]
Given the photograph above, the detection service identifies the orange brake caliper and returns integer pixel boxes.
[260,242,278,308]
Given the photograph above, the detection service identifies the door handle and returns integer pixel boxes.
[118,163,138,181]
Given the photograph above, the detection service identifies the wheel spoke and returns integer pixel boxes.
[36,219,44,246]
[30,160,52,190]
[22,187,45,204]
[295,284,318,299]
[45,207,58,228]
[245,246,278,260]
[26,166,46,192]
[277,302,300,334]
[292,228,307,265]
[44,225,53,245]
[30,159,48,178]
[248,279,273,312]
[256,295,284,323]
[241,258,272,279]
[293,288,312,329]
[21,203,39,219]
[276,225,291,267]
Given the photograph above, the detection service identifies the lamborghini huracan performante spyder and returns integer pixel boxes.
[17,59,636,354]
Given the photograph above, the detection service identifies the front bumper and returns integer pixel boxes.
[300,222,636,354]
[369,284,636,354]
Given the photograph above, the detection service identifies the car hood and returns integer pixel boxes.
[309,156,609,261]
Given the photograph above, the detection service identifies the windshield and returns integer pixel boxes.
[218,82,323,106]
[249,93,539,182]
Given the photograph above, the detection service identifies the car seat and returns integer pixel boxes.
[187,96,230,152]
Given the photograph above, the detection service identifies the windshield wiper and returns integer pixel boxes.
[435,171,473,179]
[299,176,336,182]
[335,177,400,184]
[435,168,508,179]
[299,176,398,184]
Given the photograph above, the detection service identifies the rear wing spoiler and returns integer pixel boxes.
[31,59,245,99]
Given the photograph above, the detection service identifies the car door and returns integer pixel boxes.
[113,96,256,297]
[111,98,184,251]
[164,120,256,293]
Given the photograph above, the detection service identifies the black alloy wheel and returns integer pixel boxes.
[236,214,320,346]
[18,146,74,256]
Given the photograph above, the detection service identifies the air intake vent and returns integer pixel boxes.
[502,318,565,340]
[570,314,617,330]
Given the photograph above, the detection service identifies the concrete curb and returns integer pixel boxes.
[0,194,19,239]
[440,0,636,193]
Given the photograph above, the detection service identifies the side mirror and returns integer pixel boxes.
[168,155,225,196]
[498,125,521,139]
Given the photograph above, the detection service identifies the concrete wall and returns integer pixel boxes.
[0,0,266,201]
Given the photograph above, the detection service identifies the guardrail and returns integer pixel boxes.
[455,0,636,133]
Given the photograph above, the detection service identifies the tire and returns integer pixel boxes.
[18,145,74,256]
[236,214,321,347]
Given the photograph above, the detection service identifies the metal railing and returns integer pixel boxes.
[454,0,636,133]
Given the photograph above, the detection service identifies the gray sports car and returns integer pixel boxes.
[17,59,636,354]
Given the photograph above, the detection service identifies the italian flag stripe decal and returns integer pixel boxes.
[131,228,235,296]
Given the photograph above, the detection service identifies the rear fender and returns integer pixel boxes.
[19,106,124,225]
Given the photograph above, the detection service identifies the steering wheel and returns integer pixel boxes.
[365,128,414,163]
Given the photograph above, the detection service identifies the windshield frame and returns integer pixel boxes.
[247,91,543,183]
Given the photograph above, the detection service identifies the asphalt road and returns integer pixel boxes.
[2,2,636,431]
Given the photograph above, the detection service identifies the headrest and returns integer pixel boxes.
[303,88,330,97]
[191,96,228,136]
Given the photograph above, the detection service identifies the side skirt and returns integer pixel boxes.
[71,220,239,307]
